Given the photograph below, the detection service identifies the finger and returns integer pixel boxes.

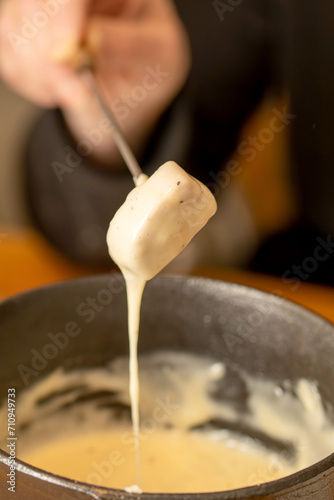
[89,0,175,19]
[0,0,92,108]
[87,18,169,70]
[48,0,90,63]
[89,0,145,18]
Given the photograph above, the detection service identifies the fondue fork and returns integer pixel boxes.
[77,54,145,186]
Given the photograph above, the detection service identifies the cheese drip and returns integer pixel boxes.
[106,161,217,489]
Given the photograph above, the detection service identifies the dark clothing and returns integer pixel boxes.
[25,1,334,285]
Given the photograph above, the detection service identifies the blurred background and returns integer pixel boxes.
[0,76,296,272]
[3,1,331,284]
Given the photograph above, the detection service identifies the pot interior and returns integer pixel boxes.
[0,274,334,500]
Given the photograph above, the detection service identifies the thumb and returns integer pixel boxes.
[47,0,93,109]
[50,0,91,63]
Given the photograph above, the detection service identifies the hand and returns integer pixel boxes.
[0,0,190,164]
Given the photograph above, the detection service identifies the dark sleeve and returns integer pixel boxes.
[26,0,277,265]
[26,101,192,266]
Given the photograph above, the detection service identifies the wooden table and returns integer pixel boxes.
[1,226,334,323]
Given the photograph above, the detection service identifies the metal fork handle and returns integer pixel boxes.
[77,55,144,184]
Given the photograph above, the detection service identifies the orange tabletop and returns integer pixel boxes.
[0,226,108,299]
[1,226,334,323]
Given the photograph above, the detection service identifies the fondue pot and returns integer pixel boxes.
[0,274,334,499]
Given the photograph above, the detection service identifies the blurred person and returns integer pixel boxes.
[0,0,334,285]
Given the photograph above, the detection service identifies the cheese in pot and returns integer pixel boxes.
[3,352,334,493]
